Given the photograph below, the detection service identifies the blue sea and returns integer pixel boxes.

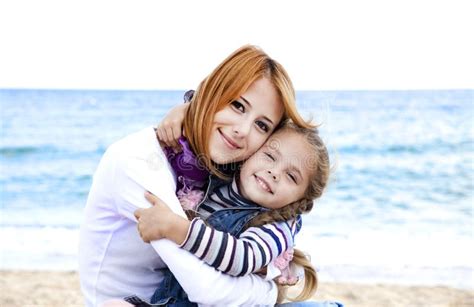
[1,89,473,289]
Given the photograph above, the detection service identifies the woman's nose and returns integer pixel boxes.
[232,118,252,138]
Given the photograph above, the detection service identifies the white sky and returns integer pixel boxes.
[0,0,473,90]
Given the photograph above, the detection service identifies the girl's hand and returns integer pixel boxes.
[156,103,189,149]
[134,191,190,244]
[134,192,175,243]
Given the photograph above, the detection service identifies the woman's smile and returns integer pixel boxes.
[218,128,242,150]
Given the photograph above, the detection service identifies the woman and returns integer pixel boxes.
[78,45,311,306]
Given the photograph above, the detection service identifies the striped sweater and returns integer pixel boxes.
[180,179,301,277]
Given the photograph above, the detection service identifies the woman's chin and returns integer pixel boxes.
[210,153,235,165]
[209,147,245,164]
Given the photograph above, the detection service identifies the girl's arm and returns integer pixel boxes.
[134,195,279,305]
[136,194,296,277]
[181,218,295,277]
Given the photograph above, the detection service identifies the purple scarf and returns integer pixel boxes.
[164,136,209,193]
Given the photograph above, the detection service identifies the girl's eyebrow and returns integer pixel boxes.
[268,144,282,157]
[240,96,275,125]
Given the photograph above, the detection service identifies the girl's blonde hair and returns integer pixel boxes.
[183,45,315,178]
[247,121,330,302]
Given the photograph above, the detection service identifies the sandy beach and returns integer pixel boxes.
[1,270,472,307]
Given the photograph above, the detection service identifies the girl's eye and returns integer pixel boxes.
[264,152,275,161]
[255,120,270,133]
[231,100,245,113]
[288,173,297,183]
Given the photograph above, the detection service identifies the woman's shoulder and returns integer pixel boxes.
[109,126,157,153]
[104,127,168,171]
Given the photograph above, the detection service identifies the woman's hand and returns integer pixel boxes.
[134,191,190,244]
[156,103,189,149]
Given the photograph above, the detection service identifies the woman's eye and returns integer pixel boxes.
[264,152,275,161]
[256,120,269,132]
[231,100,245,113]
[288,173,297,183]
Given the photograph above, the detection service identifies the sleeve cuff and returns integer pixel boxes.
[179,217,202,248]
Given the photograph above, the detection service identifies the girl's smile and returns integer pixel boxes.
[253,174,273,194]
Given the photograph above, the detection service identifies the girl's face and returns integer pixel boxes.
[238,129,313,209]
[208,77,284,164]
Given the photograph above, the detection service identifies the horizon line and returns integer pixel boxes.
[1,87,472,92]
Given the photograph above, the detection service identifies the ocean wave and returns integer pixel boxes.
[0,145,56,157]
[338,141,472,155]
[0,144,107,160]
[0,226,80,271]
[1,225,472,289]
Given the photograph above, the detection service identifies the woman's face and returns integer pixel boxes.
[208,77,284,164]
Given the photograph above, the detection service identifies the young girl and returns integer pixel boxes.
[133,121,330,305]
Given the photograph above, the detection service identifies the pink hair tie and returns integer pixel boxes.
[274,248,299,285]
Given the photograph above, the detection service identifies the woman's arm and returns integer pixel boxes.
[110,127,187,220]
[109,128,277,305]
[155,103,189,148]
[136,193,295,277]
[151,239,278,306]
[134,196,279,305]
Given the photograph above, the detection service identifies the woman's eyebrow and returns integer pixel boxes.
[240,95,252,107]
[240,96,275,125]
[240,96,252,108]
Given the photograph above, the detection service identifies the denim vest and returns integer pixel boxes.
[200,176,268,236]
[149,177,267,306]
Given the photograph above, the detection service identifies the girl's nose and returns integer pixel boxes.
[267,170,280,181]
